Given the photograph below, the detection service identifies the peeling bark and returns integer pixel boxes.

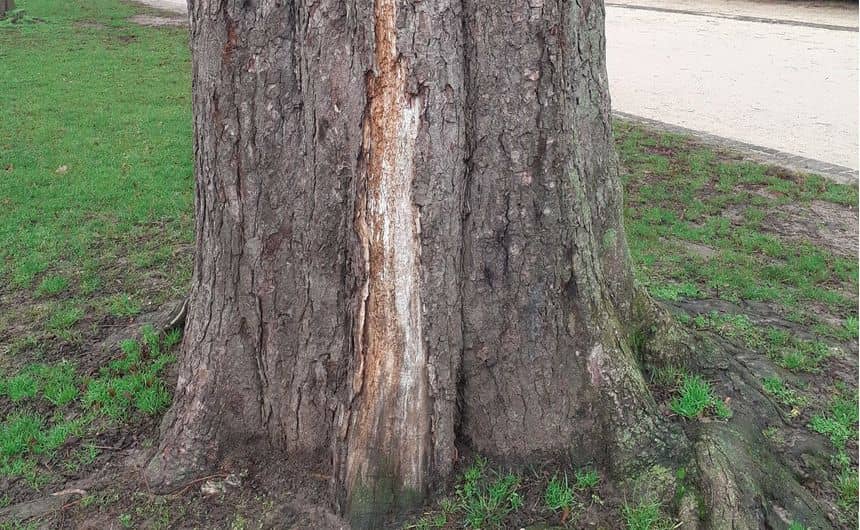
[343,0,430,517]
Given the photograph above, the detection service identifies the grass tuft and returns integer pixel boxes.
[544,474,576,513]
[621,499,675,530]
[456,458,523,529]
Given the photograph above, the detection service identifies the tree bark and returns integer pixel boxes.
[0,0,15,17]
[147,0,675,526]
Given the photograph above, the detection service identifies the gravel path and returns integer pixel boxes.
[135,0,185,14]
[607,0,858,171]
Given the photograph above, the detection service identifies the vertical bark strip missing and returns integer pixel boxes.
[347,0,429,522]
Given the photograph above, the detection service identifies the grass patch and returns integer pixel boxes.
[0,327,180,483]
[621,499,675,530]
[574,467,600,490]
[108,293,142,318]
[0,412,88,480]
[670,374,731,420]
[617,121,858,320]
[809,392,858,450]
[35,275,69,297]
[544,474,576,514]
[761,377,807,410]
[0,362,79,406]
[456,457,524,529]
[46,305,84,332]
[648,282,701,302]
[0,0,193,294]
[691,312,831,373]
[83,326,179,419]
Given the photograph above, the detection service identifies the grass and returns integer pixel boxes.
[0,362,79,406]
[806,388,859,515]
[83,327,179,419]
[690,312,832,373]
[0,0,193,291]
[456,458,524,529]
[621,499,675,530]
[762,376,807,410]
[0,0,193,370]
[809,392,858,450]
[574,467,600,490]
[669,374,732,420]
[544,474,576,513]
[0,0,192,493]
[35,275,69,297]
[407,461,604,529]
[0,326,179,484]
[108,293,142,318]
[617,121,858,323]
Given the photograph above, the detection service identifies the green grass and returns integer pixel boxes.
[0,0,194,371]
[837,467,858,512]
[35,275,69,297]
[621,500,674,530]
[691,311,831,373]
[617,121,858,321]
[648,281,701,302]
[456,458,524,529]
[0,2,192,491]
[0,412,89,480]
[670,375,712,418]
[806,389,859,517]
[761,377,807,410]
[544,474,576,513]
[809,393,858,449]
[574,467,600,490]
[46,305,84,332]
[0,362,79,406]
[0,0,193,291]
[108,293,142,318]
[0,327,179,484]
[669,374,731,420]
[83,326,179,420]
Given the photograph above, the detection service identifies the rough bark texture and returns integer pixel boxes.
[148,0,674,526]
[0,0,14,17]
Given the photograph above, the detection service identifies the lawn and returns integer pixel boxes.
[0,1,857,528]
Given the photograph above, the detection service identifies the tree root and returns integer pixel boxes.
[630,295,838,529]
[630,286,702,371]
[0,475,113,524]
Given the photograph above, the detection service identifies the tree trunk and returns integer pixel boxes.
[0,0,15,17]
[148,0,673,525]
